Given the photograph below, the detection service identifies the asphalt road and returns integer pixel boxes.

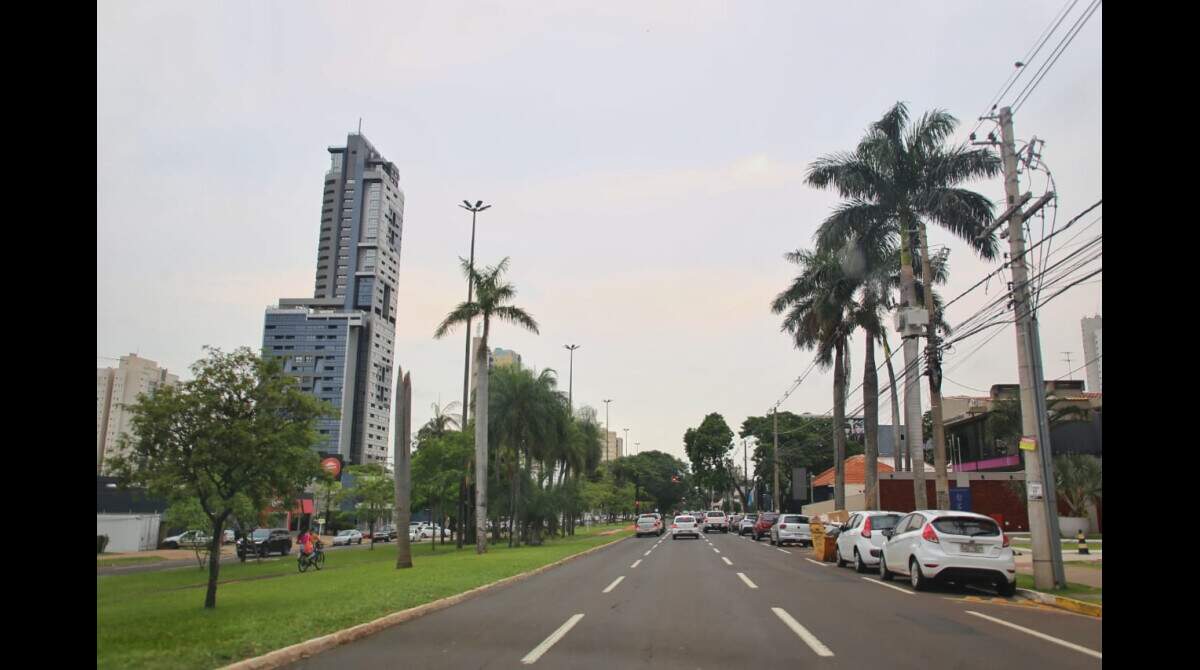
[289,529,1101,669]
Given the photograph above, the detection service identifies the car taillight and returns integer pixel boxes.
[862,516,873,538]
[779,524,787,529]
[921,523,939,544]
[1003,533,1010,548]
[672,524,677,529]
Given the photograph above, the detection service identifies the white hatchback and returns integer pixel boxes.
[834,511,903,572]
[879,510,1016,596]
[671,515,700,540]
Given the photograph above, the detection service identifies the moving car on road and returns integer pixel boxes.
[751,512,779,541]
[770,514,812,547]
[835,511,902,572]
[374,525,396,542]
[703,511,729,533]
[636,514,664,537]
[332,529,364,546]
[237,528,292,559]
[671,515,700,540]
[738,514,758,536]
[879,510,1016,596]
[161,530,210,549]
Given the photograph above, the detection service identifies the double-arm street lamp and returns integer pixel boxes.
[564,344,580,413]
[459,200,491,424]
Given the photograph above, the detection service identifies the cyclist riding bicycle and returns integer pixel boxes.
[298,528,316,558]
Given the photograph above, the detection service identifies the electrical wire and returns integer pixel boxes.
[1011,0,1102,113]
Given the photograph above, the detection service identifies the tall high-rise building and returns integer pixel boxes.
[97,354,179,474]
[1081,315,1102,392]
[599,430,623,462]
[262,133,404,465]
[493,348,521,369]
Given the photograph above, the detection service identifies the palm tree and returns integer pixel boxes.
[806,101,1001,508]
[434,257,539,554]
[771,247,859,509]
[422,399,462,438]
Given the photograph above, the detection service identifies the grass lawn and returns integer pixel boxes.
[1011,538,1102,551]
[1016,574,1102,603]
[98,555,168,567]
[99,524,632,669]
[1064,560,1102,570]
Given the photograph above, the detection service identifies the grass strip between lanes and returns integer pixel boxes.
[1015,574,1102,603]
[99,523,633,670]
[98,555,169,567]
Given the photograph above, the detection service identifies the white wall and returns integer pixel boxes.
[98,513,162,552]
[802,492,866,516]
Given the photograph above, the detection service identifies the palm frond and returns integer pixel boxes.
[905,109,958,156]
[492,305,540,334]
[433,302,481,338]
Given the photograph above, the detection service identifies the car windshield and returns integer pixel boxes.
[933,517,1000,537]
[869,514,902,530]
[782,515,806,523]
[761,513,778,522]
[251,530,270,540]
[675,516,694,523]
[706,512,724,517]
[744,515,757,521]
[337,530,353,536]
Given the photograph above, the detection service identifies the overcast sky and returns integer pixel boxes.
[97,1,1101,472]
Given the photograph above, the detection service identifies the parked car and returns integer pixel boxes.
[703,511,729,533]
[374,525,396,542]
[728,513,743,530]
[835,511,903,572]
[770,514,812,547]
[419,524,449,539]
[751,512,779,541]
[738,514,758,536]
[671,514,700,540]
[223,529,235,544]
[161,530,210,549]
[332,529,364,546]
[879,510,1016,596]
[636,514,664,537]
[237,528,292,558]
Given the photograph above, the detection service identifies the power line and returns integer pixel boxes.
[1012,0,1102,113]
[1052,353,1102,383]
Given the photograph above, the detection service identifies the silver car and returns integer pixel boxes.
[671,515,700,540]
[770,514,812,547]
[738,514,758,536]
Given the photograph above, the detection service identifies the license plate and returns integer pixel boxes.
[960,543,984,554]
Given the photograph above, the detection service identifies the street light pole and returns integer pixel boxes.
[635,442,640,456]
[603,399,612,460]
[564,344,580,414]
[459,200,491,425]
[623,428,629,459]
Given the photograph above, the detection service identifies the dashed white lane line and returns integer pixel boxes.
[965,611,1101,659]
[777,548,791,554]
[721,557,733,566]
[737,572,759,589]
[643,550,652,556]
[861,577,913,595]
[602,576,625,594]
[521,613,585,664]
[630,559,642,569]
[805,558,832,566]
[772,607,835,657]
[712,548,721,554]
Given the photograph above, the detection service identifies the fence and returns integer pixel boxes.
[97,513,162,552]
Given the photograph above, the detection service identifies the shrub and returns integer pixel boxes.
[98,535,110,554]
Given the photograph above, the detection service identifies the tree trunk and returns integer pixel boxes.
[474,320,490,554]
[863,331,880,510]
[833,337,847,510]
[917,222,951,509]
[456,476,466,549]
[880,331,905,472]
[204,511,230,609]
[394,370,414,568]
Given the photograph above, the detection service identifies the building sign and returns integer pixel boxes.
[321,455,343,480]
[1018,436,1037,451]
[1027,481,1044,500]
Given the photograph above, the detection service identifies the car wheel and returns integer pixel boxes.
[910,559,928,591]
[854,550,868,574]
[880,555,895,581]
[835,546,846,567]
[997,579,1017,597]
[672,535,677,541]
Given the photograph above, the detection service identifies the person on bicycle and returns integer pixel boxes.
[298,527,315,558]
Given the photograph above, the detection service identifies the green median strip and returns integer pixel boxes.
[98,556,168,567]
[1016,574,1102,603]
[98,525,632,670]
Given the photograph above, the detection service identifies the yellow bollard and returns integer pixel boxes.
[1076,530,1089,555]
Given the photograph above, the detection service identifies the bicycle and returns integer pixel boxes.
[297,540,325,573]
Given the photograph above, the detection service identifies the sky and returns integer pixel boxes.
[97,1,1102,474]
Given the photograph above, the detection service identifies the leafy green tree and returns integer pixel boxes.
[434,257,539,554]
[347,464,395,549]
[1053,454,1102,518]
[107,347,330,608]
[683,413,734,506]
[412,431,473,551]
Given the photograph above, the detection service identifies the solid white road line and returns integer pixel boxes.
[630,559,642,569]
[965,611,1101,659]
[602,576,625,594]
[521,613,585,665]
[861,577,913,595]
[644,550,652,556]
[712,548,721,553]
[737,572,759,589]
[772,607,835,657]
[777,548,791,554]
[721,557,733,566]
[805,558,832,567]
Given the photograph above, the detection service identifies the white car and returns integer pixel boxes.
[332,529,364,546]
[770,514,813,547]
[879,510,1016,596]
[834,510,903,572]
[161,530,210,549]
[671,515,700,540]
[419,524,449,539]
[636,514,664,537]
[702,511,729,533]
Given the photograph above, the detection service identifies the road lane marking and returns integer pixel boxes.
[602,576,625,594]
[772,607,835,657]
[805,558,832,566]
[521,613,585,664]
[737,572,759,589]
[644,550,652,556]
[777,548,791,554]
[965,611,1101,659]
[712,548,720,554]
[722,557,733,566]
[630,560,641,569]
[861,577,913,595]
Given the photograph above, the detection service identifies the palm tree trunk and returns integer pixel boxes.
[456,476,466,549]
[833,336,847,510]
[917,222,951,509]
[394,371,414,568]
[879,331,906,472]
[899,212,927,508]
[863,332,880,510]
[474,320,490,555]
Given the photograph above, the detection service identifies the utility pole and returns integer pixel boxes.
[603,399,612,460]
[772,409,780,513]
[917,223,951,510]
[564,344,580,413]
[743,438,748,513]
[996,106,1066,589]
[899,298,928,508]
[623,428,630,459]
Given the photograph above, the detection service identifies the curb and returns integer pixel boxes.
[218,533,630,670]
[1016,588,1102,617]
